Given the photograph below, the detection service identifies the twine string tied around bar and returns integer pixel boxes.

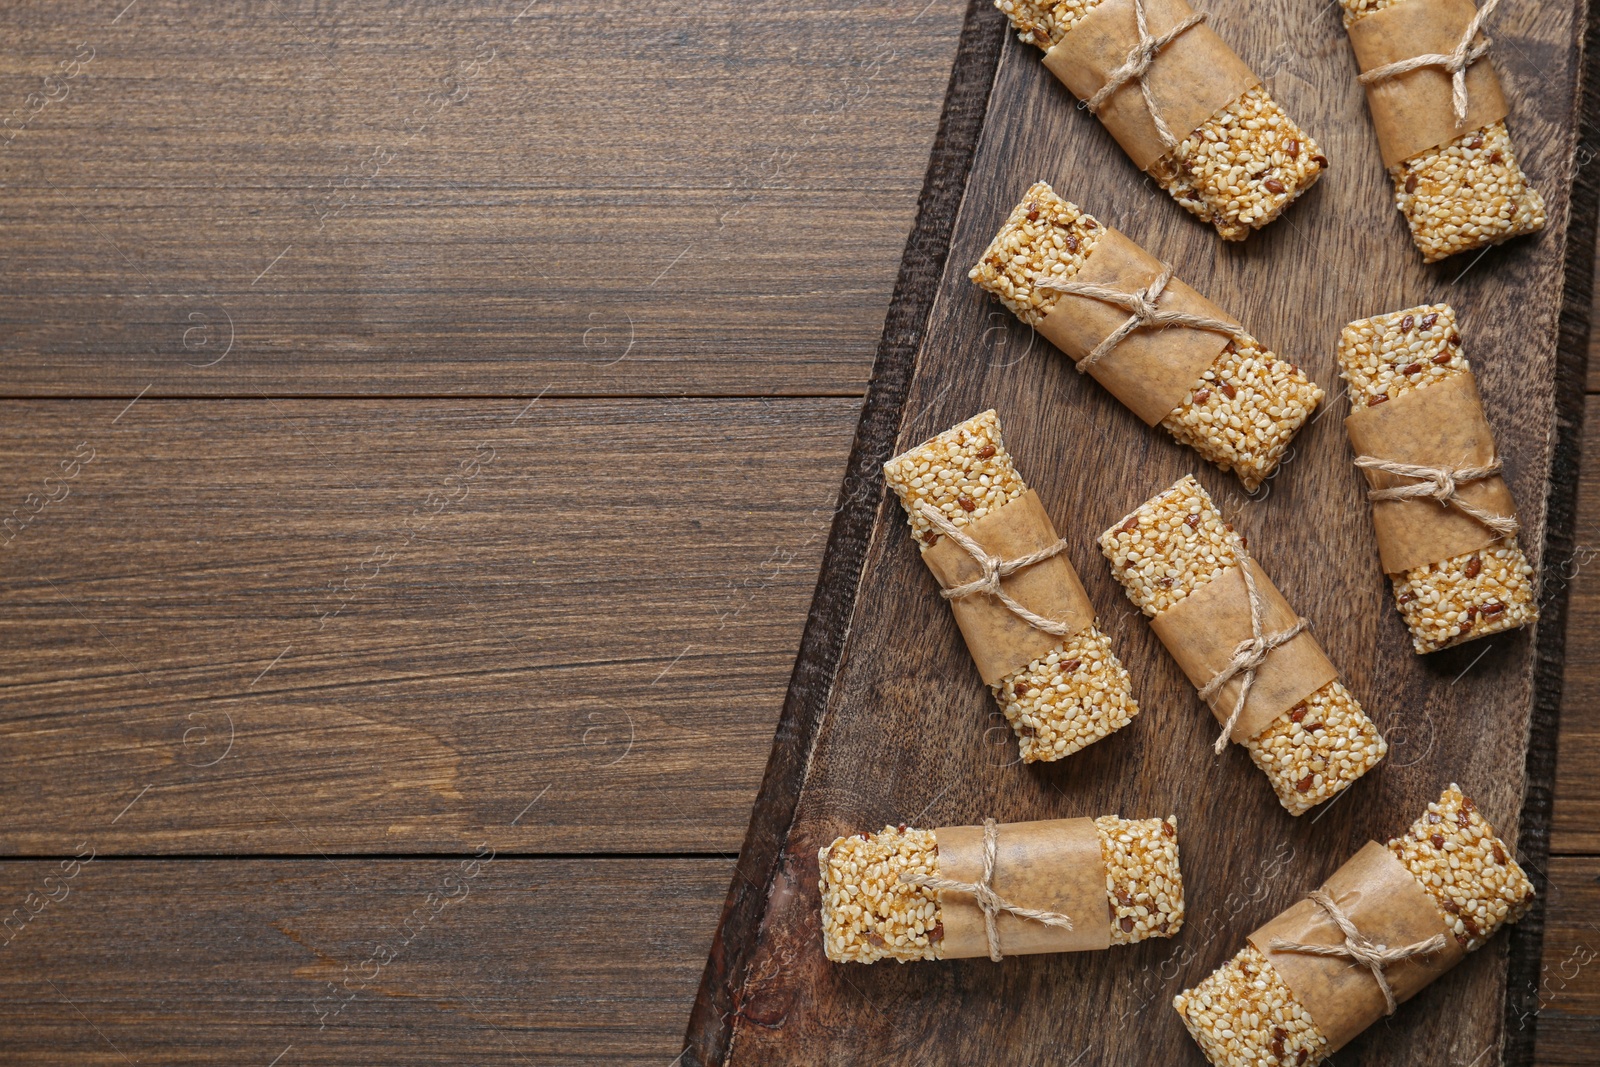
[1268,888,1450,1015]
[1353,455,1519,538]
[1082,0,1208,149]
[1199,540,1310,755]
[916,502,1077,636]
[1034,265,1245,374]
[1357,0,1498,126]
[899,818,1074,962]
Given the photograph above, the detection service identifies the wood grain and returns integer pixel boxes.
[1554,396,1600,854]
[699,0,1590,1062]
[0,0,977,1059]
[1589,235,1600,393]
[0,857,729,1065]
[683,1,1011,1055]
[1509,10,1600,1055]
[0,0,964,397]
[1531,858,1600,1066]
[0,398,857,852]
[4,0,1598,1062]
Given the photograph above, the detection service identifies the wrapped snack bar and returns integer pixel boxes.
[1099,476,1386,814]
[883,411,1139,762]
[1340,0,1544,262]
[1174,784,1534,1065]
[1338,304,1537,653]
[995,0,1326,239]
[969,183,1323,490]
[819,815,1182,963]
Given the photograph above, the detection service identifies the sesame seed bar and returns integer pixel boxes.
[819,826,943,964]
[968,183,1323,490]
[1245,681,1384,817]
[1337,305,1538,653]
[1336,0,1416,22]
[995,0,1088,49]
[997,1,1327,240]
[1174,943,1332,1067]
[1099,814,1186,945]
[1386,783,1536,951]
[1148,87,1329,242]
[883,411,1140,761]
[1099,476,1386,814]
[1173,784,1533,1066]
[996,630,1141,762]
[967,183,1103,330]
[818,817,1182,963]
[1162,337,1324,493]
[884,410,1029,545]
[1341,0,1545,263]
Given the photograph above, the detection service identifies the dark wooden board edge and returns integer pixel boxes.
[1505,6,1600,1063]
[680,2,1005,1062]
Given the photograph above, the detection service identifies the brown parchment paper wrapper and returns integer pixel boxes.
[1348,0,1509,168]
[1344,371,1517,575]
[1042,0,1259,172]
[935,817,1113,957]
[1037,228,1236,426]
[922,489,1096,686]
[1149,559,1338,743]
[1248,841,1465,1052]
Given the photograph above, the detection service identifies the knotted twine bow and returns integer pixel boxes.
[1034,266,1245,375]
[1268,888,1449,1016]
[1082,0,1208,150]
[899,818,1074,962]
[916,502,1078,636]
[1198,540,1310,755]
[1352,456,1520,539]
[1357,0,1498,128]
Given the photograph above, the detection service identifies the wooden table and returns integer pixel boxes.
[0,1,963,1061]
[0,1,1597,1064]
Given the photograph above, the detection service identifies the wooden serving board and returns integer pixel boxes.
[688,0,1595,1064]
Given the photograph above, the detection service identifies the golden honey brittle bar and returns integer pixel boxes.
[819,818,1183,963]
[969,183,1322,490]
[1386,783,1535,951]
[1097,815,1185,944]
[1337,305,1538,653]
[1173,785,1533,1066]
[1340,0,1545,262]
[1099,476,1386,814]
[997,0,1325,240]
[818,825,943,964]
[884,411,1138,761]
[1174,943,1332,1067]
